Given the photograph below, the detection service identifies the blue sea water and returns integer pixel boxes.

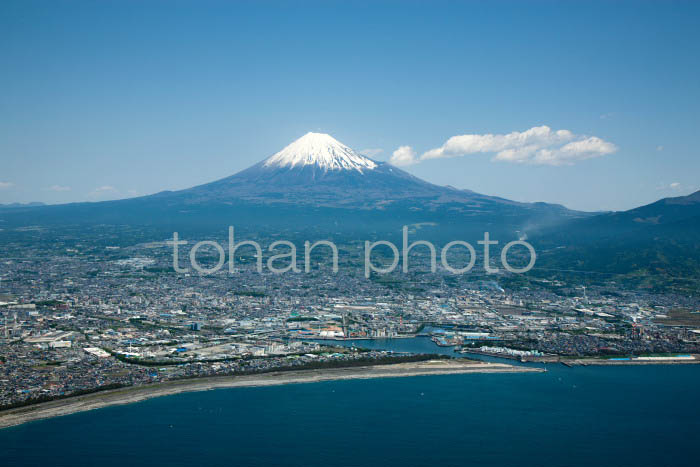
[2,338,699,467]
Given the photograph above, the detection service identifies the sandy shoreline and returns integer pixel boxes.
[0,359,540,430]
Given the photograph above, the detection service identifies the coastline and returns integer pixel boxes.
[0,359,540,430]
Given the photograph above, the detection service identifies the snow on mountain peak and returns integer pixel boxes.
[263,132,378,172]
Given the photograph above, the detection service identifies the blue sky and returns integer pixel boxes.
[1,0,698,211]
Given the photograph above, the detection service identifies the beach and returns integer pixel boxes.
[0,359,540,429]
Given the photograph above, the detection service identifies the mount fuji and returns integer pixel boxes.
[156,132,573,216]
[170,132,451,208]
[0,132,583,235]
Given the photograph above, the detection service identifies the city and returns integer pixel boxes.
[2,226,698,409]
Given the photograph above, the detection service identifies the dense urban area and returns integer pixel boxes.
[1,226,699,409]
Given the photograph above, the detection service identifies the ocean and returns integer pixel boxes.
[2,337,699,467]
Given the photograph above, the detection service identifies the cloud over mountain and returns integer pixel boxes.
[389,146,417,167]
[392,126,617,167]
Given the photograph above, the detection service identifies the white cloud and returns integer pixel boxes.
[419,125,617,166]
[389,146,418,166]
[0,181,14,189]
[656,145,664,151]
[657,181,684,191]
[46,185,71,192]
[360,148,383,158]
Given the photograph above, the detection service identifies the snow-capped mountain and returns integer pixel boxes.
[177,132,446,208]
[263,132,377,172]
[0,132,582,235]
[170,132,576,218]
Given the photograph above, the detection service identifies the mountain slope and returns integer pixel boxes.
[542,189,700,241]
[0,132,584,236]
[154,132,577,215]
[532,190,700,292]
[160,131,481,207]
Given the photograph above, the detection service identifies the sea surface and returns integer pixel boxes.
[2,337,699,467]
